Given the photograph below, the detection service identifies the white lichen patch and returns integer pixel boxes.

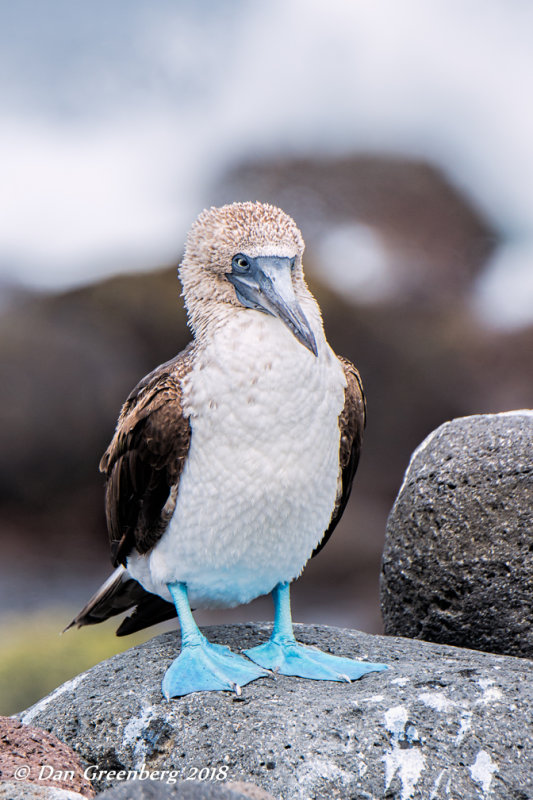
[429,768,446,800]
[20,672,87,726]
[362,693,385,703]
[122,705,159,770]
[418,691,455,713]
[455,710,473,745]
[337,727,359,752]
[477,679,503,705]
[357,756,368,778]
[384,745,426,800]
[385,704,409,736]
[391,676,410,686]
[295,757,354,798]
[383,705,426,800]
[469,750,498,795]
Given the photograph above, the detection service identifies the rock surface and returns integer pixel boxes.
[95,779,273,799]
[0,716,93,797]
[0,781,85,800]
[0,783,87,800]
[19,624,532,800]
[381,411,533,658]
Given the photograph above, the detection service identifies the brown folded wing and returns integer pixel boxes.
[312,355,366,558]
[99,346,193,567]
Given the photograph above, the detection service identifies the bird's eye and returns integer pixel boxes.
[232,254,250,272]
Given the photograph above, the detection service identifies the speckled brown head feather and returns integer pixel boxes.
[178,202,307,338]
[184,201,304,262]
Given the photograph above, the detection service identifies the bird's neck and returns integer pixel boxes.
[187,288,326,355]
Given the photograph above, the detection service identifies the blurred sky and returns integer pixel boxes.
[1,0,533,327]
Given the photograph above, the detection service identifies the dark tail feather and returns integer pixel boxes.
[116,591,177,636]
[64,566,176,636]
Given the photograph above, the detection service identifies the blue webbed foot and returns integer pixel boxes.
[162,637,269,699]
[245,582,388,683]
[163,581,269,699]
[244,636,388,682]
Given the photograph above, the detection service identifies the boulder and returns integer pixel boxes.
[0,716,93,798]
[0,784,87,800]
[18,623,532,800]
[381,411,533,658]
[95,779,273,798]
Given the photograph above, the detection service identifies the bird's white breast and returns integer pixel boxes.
[127,310,347,608]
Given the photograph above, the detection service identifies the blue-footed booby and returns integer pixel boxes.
[68,201,387,698]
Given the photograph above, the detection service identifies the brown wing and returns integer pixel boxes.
[312,355,366,558]
[100,346,193,567]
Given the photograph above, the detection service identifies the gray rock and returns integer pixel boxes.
[224,782,275,800]
[381,411,533,658]
[0,716,94,798]
[95,779,263,799]
[18,623,532,800]
[0,783,87,800]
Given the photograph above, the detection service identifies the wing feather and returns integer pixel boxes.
[312,355,366,558]
[100,347,193,567]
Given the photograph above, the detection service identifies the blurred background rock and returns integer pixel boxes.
[1,0,532,714]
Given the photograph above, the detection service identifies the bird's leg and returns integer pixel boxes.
[244,581,388,681]
[162,582,268,699]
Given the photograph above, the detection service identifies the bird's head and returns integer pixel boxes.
[179,201,318,356]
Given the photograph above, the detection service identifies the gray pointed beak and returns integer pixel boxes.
[226,255,318,356]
